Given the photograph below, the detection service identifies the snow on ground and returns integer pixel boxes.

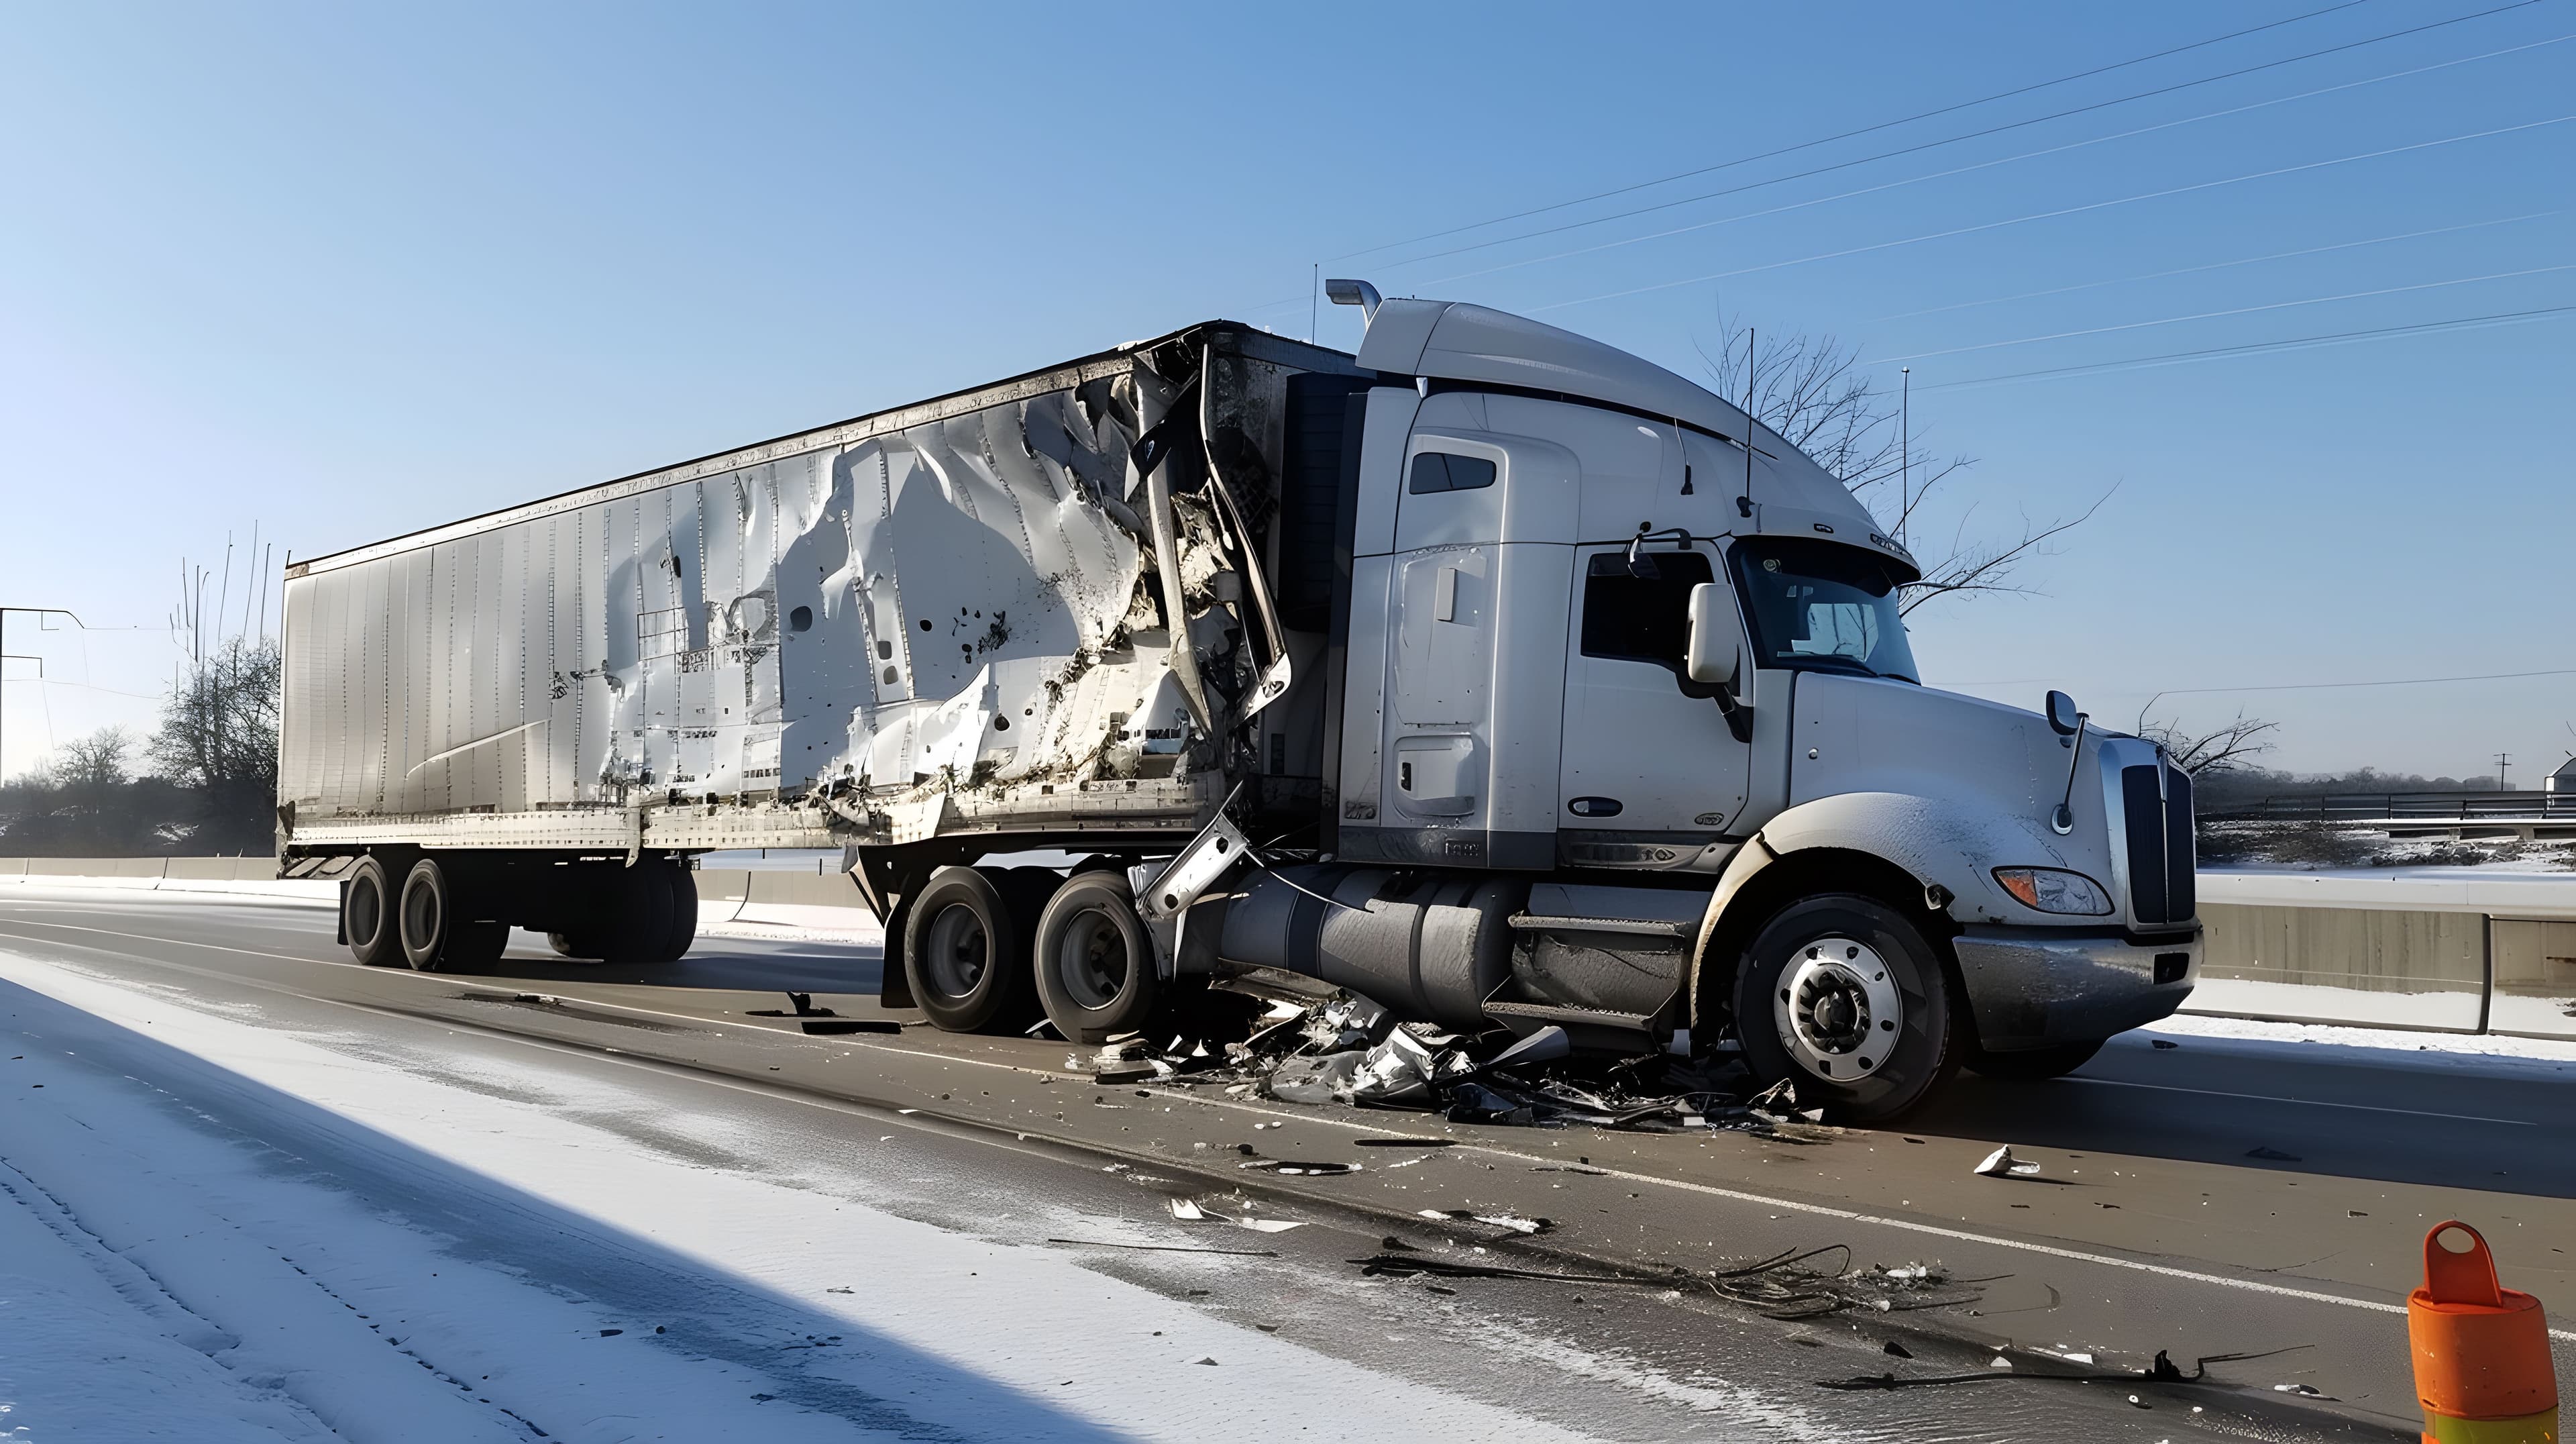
[0,947,1594,1443]
[2143,1012,2576,1075]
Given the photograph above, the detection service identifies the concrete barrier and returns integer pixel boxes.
[2195,870,2576,1040]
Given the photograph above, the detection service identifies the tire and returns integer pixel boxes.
[1032,870,1159,1045]
[1733,893,1960,1123]
[397,858,458,972]
[651,866,699,962]
[596,864,676,962]
[343,856,402,967]
[903,866,1038,1033]
[1966,1039,2103,1082]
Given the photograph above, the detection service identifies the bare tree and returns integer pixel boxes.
[55,727,133,792]
[149,634,282,852]
[1698,310,2108,615]
[2142,712,2280,776]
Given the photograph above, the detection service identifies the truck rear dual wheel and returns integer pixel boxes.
[1032,870,1160,1045]
[902,866,1048,1033]
[396,858,508,973]
[343,856,404,968]
[1733,894,1960,1124]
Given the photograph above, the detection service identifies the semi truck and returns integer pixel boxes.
[276,285,2199,1119]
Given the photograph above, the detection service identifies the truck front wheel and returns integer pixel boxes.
[1733,894,1959,1123]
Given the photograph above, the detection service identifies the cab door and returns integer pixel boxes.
[1558,539,1750,850]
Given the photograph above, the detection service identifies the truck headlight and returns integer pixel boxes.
[1992,867,2112,916]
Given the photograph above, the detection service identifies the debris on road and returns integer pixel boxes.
[1240,1159,1359,1176]
[1166,1198,1304,1233]
[1044,1237,1278,1257]
[1142,985,1787,1132]
[1417,1209,1552,1235]
[1974,1146,2043,1178]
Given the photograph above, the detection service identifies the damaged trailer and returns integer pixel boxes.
[276,287,2201,1118]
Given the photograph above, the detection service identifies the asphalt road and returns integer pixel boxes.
[6,885,2571,1439]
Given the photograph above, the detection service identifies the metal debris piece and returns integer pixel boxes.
[1352,1137,1454,1148]
[1974,1146,2043,1178]
[1239,1159,1357,1176]
[1484,1025,1573,1072]
[1167,1197,1304,1233]
[1417,1209,1552,1235]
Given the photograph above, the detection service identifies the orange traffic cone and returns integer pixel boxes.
[2408,1221,2559,1442]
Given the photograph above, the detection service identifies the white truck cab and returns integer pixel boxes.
[1203,289,2199,1119]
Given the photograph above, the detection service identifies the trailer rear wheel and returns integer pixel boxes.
[1733,894,1959,1123]
[1033,870,1159,1045]
[652,866,699,962]
[394,856,471,969]
[902,866,1037,1033]
[343,856,402,967]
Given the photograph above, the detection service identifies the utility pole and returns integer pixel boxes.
[1898,366,1911,548]
[0,608,83,786]
[2496,752,2512,790]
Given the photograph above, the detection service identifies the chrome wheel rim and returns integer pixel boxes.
[1772,936,1902,1081]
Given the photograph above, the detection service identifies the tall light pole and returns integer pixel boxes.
[0,607,83,786]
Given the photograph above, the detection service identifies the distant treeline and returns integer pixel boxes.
[2192,766,2516,809]
[0,635,279,858]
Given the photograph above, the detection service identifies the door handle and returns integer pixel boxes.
[1434,566,1458,623]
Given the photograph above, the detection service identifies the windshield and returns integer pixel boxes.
[1729,536,1919,683]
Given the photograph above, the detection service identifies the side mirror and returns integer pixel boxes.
[1686,583,1741,688]
[2045,689,2082,737]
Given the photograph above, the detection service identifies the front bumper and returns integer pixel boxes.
[1950,923,2200,1051]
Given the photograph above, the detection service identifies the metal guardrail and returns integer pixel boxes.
[2205,791,2576,822]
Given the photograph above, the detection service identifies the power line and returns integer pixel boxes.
[1330,0,2383,262]
[1869,262,2576,365]
[1870,210,2561,322]
[1911,303,2576,391]
[1423,30,2573,293]
[1526,111,2576,313]
[1371,0,2544,273]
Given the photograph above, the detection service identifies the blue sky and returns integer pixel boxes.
[3,1,2570,784]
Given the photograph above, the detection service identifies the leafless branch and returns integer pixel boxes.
[1699,305,2106,616]
[2141,712,2282,776]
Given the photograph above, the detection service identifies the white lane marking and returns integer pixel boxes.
[2068,1075,2542,1127]
[9,909,2575,1345]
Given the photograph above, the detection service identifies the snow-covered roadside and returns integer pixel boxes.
[0,947,1592,1443]
[2141,1013,2576,1074]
